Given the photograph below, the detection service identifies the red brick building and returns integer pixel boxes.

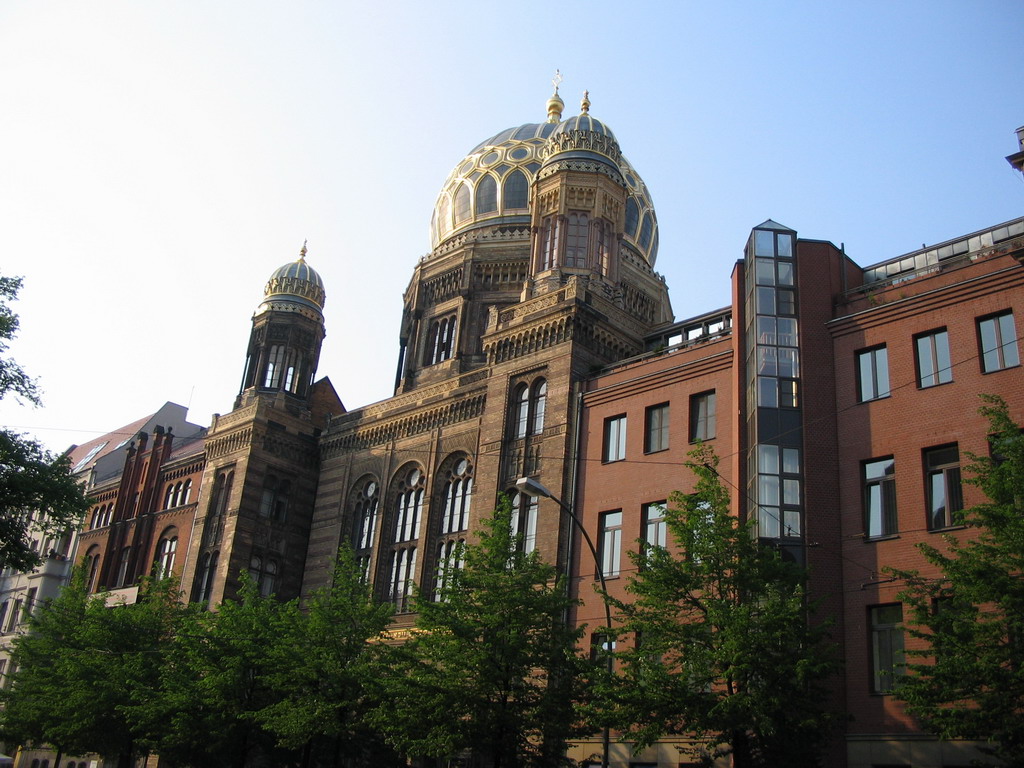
[571,215,1024,766]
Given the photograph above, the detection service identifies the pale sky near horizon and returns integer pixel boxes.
[1,1,1022,454]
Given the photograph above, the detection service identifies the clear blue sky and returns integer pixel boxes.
[1,0,1022,452]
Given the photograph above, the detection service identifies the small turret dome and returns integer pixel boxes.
[258,243,326,318]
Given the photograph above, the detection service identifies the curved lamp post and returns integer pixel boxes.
[515,476,613,768]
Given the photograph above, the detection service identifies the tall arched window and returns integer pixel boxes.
[259,474,291,522]
[263,345,286,389]
[624,198,639,237]
[510,491,539,554]
[565,212,589,268]
[181,479,192,505]
[503,170,528,209]
[434,538,465,601]
[394,467,424,544]
[639,213,653,250]
[475,175,497,214]
[155,529,178,579]
[83,546,101,592]
[388,465,425,611]
[194,551,219,605]
[203,470,234,548]
[425,314,457,366]
[249,555,278,597]
[351,477,380,579]
[595,219,611,276]
[116,546,133,587]
[438,195,452,237]
[539,216,559,270]
[453,184,471,224]
[440,456,473,534]
[513,384,530,438]
[531,379,547,435]
[163,484,176,510]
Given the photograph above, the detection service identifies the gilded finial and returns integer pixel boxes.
[546,69,565,123]
[581,90,590,114]
[299,239,308,261]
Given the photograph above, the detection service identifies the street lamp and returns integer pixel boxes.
[515,476,613,768]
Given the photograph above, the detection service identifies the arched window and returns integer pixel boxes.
[438,195,452,236]
[503,170,528,209]
[453,184,471,224]
[203,470,234,549]
[194,551,219,605]
[475,175,497,214]
[625,198,639,237]
[259,474,291,523]
[263,345,286,389]
[425,314,457,366]
[595,219,611,276]
[163,484,176,510]
[440,456,473,534]
[388,465,425,611]
[83,546,101,592]
[565,212,589,268]
[181,479,192,505]
[513,384,530,438]
[394,466,425,544]
[510,491,539,554]
[351,477,380,579]
[531,379,547,435]
[249,555,278,597]
[116,546,132,587]
[639,213,653,250]
[155,529,178,579]
[539,216,559,271]
[511,378,546,439]
[434,538,465,601]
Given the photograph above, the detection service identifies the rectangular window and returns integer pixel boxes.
[857,346,890,402]
[915,329,952,387]
[925,444,963,530]
[642,502,667,558]
[644,403,670,453]
[870,604,904,694]
[599,510,623,578]
[863,458,897,538]
[978,311,1020,372]
[689,391,716,442]
[603,415,627,462]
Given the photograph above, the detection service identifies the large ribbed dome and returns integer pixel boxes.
[259,244,326,318]
[430,96,660,265]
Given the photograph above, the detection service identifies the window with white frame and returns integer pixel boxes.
[603,415,627,463]
[978,310,1020,373]
[863,458,897,538]
[857,346,890,402]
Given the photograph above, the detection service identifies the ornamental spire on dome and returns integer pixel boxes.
[580,90,590,114]
[546,69,564,123]
[299,239,308,262]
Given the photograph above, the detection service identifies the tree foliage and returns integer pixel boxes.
[891,395,1024,765]
[609,445,837,768]
[372,498,595,768]
[254,547,397,765]
[0,572,188,768]
[0,275,89,571]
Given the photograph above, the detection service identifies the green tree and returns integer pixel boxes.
[0,275,89,571]
[0,573,188,768]
[891,395,1024,765]
[610,445,837,768]
[254,547,397,766]
[373,498,595,768]
[135,574,296,768]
